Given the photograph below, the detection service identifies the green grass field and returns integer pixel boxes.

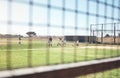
[0,38,120,78]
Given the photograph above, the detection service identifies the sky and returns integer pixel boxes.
[0,0,120,36]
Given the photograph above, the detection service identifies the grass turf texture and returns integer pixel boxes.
[0,38,120,71]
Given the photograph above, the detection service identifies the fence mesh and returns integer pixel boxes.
[0,0,120,78]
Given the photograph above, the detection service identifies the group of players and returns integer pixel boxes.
[48,37,79,47]
[48,37,66,47]
[18,35,79,47]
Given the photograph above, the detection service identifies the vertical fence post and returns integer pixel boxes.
[61,0,65,64]
[6,0,12,70]
[101,24,103,44]
[114,23,116,44]
[27,0,33,67]
[89,24,92,43]
[46,0,51,65]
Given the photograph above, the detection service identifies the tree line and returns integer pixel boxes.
[0,31,36,38]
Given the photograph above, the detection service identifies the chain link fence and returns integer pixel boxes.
[0,0,120,78]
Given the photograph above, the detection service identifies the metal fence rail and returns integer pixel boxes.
[0,0,120,78]
[0,57,120,78]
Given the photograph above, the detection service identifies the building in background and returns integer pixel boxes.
[65,35,97,43]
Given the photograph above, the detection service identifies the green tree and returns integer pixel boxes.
[26,31,36,37]
[105,34,110,37]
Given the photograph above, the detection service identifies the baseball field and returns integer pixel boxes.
[0,38,120,78]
